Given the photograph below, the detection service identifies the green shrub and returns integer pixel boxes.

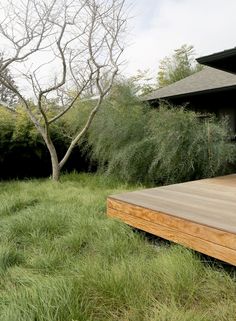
[85,84,236,185]
[1,81,235,183]
[0,106,88,179]
[145,107,235,184]
[82,82,148,169]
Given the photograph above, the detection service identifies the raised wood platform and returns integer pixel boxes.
[107,174,236,265]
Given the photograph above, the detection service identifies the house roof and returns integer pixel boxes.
[197,47,236,73]
[143,67,236,102]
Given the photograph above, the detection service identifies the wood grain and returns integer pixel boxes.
[108,206,236,266]
[108,198,236,250]
[110,175,236,234]
[107,174,236,266]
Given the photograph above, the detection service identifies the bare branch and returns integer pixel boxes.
[0,0,127,180]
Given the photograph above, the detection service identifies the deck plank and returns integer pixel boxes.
[109,175,236,234]
[107,174,236,265]
[108,199,236,250]
[108,207,236,266]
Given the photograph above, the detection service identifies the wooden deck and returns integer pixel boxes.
[107,174,236,265]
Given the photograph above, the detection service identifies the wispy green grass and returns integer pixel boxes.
[0,173,235,321]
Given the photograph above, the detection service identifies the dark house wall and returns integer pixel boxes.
[151,89,236,134]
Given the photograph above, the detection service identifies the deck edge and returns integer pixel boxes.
[107,198,236,266]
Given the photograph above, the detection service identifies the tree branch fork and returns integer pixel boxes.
[0,0,126,180]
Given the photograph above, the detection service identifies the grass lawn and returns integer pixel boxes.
[0,173,236,321]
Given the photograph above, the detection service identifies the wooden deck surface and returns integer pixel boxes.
[107,174,236,265]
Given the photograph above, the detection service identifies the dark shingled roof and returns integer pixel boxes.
[197,47,236,73]
[143,67,236,102]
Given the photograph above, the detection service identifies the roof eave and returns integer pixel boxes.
[197,48,236,64]
[145,84,236,103]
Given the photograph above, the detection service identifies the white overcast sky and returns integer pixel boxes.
[123,0,236,78]
[1,0,236,86]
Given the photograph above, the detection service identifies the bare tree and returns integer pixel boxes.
[0,0,126,180]
[0,52,18,106]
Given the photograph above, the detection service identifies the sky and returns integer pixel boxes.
[122,0,236,78]
[1,0,236,90]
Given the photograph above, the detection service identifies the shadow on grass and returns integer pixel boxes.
[133,228,236,276]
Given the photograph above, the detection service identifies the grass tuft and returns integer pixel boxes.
[0,173,235,321]
[0,244,25,273]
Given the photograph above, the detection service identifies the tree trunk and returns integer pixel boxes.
[51,152,60,181]
[45,136,61,181]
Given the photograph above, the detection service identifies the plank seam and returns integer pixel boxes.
[108,207,236,265]
[108,204,235,251]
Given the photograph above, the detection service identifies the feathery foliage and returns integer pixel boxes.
[84,83,236,185]
[157,44,202,87]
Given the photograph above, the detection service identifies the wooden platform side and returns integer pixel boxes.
[107,198,236,250]
[107,198,236,266]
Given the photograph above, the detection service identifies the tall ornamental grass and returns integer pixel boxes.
[84,82,236,185]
